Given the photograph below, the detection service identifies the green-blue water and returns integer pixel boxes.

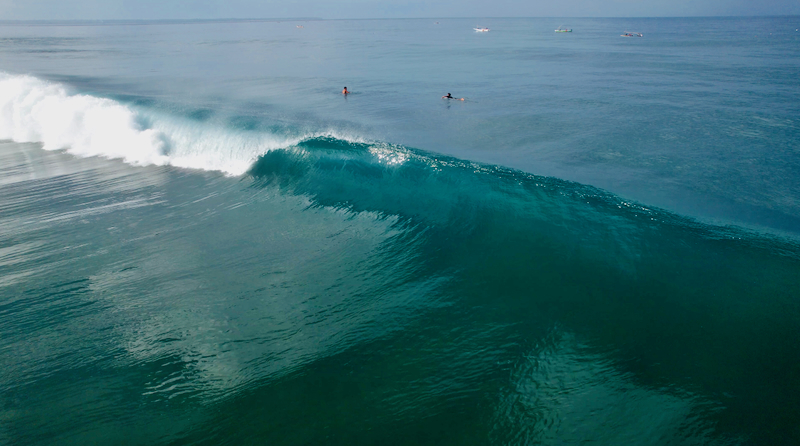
[1,17,799,445]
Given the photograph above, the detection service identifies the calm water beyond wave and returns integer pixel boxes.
[1,17,800,445]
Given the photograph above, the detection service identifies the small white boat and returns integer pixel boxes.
[474,27,490,32]
[621,32,643,37]
[555,26,572,32]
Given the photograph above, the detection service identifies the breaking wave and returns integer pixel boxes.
[0,73,363,175]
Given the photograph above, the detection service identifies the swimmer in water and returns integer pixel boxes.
[442,93,464,101]
[342,87,349,95]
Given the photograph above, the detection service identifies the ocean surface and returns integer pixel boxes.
[1,16,799,445]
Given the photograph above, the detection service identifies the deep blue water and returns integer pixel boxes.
[1,17,799,445]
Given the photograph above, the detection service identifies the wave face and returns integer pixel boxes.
[249,135,800,252]
[0,73,328,175]
[241,137,800,445]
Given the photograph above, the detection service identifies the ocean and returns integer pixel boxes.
[1,16,799,445]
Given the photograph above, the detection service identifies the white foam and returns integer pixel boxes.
[0,73,324,176]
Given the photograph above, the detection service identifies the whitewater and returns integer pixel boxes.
[1,17,799,446]
[0,72,365,175]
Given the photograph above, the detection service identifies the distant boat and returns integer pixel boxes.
[555,26,572,32]
[474,27,490,32]
[621,32,643,37]
[296,25,304,29]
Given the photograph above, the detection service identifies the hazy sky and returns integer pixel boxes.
[0,0,798,20]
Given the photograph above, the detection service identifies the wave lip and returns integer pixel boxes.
[0,73,316,175]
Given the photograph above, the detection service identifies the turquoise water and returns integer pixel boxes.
[1,17,799,445]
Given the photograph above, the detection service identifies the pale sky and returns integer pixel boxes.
[0,0,798,20]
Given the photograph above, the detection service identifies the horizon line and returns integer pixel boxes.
[0,15,798,26]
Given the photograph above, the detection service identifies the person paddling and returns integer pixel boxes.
[442,93,464,101]
[342,86,349,95]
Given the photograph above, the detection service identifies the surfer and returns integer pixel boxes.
[342,87,349,95]
[442,93,464,101]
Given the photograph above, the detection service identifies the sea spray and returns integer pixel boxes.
[0,73,169,165]
[0,73,329,175]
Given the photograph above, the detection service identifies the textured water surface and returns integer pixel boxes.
[1,17,799,445]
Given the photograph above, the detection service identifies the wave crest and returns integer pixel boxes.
[0,73,354,175]
[0,74,172,164]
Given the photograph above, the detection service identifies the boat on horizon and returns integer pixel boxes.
[621,32,643,37]
[474,27,490,32]
[555,26,572,32]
